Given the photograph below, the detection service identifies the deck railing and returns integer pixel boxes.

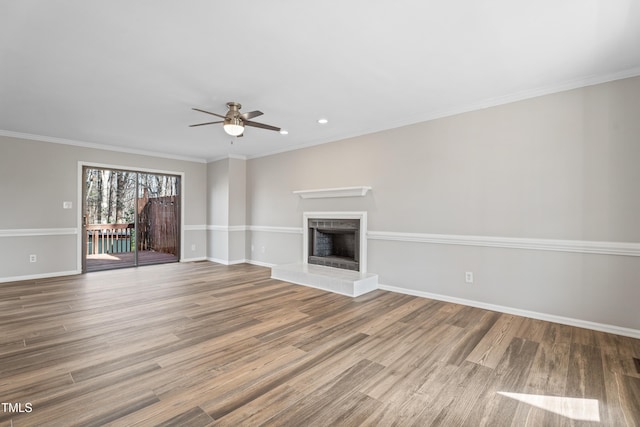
[86,223,135,255]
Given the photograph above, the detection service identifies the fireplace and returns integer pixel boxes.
[308,218,360,271]
[271,211,376,297]
[303,212,368,273]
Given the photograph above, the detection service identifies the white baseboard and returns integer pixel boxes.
[0,270,82,284]
[180,257,208,263]
[246,259,277,268]
[207,257,248,265]
[378,283,640,340]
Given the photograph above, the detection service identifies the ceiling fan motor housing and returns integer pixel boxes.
[226,102,242,118]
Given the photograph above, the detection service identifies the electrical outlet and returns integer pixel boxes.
[191,244,196,251]
[465,272,473,283]
[29,254,37,263]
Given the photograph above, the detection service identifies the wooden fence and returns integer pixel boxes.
[137,195,178,255]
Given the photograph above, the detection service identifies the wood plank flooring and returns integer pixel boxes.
[0,262,638,426]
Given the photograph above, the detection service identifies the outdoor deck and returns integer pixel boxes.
[85,222,178,272]
[86,250,178,272]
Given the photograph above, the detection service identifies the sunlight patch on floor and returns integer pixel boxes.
[497,392,600,422]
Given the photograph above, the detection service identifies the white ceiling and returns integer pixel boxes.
[1,1,639,162]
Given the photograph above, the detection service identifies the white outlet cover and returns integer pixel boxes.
[63,201,73,209]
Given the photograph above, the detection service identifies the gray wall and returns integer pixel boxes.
[206,157,247,263]
[245,76,640,332]
[206,158,229,262]
[0,135,208,279]
[207,157,229,226]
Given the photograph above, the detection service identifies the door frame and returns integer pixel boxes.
[77,161,185,273]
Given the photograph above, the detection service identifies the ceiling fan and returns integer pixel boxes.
[190,102,280,137]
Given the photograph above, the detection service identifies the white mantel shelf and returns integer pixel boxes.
[293,186,372,199]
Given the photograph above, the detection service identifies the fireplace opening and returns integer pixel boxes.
[308,218,360,271]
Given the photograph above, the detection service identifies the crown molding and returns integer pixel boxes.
[0,129,207,163]
[207,153,248,163]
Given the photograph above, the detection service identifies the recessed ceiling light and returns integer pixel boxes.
[280,129,289,135]
[317,118,328,124]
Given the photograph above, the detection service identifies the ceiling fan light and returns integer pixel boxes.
[223,124,244,136]
[223,117,244,136]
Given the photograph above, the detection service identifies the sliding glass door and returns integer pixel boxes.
[136,172,180,266]
[82,167,180,272]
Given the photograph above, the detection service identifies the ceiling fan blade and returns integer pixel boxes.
[244,120,281,131]
[241,110,263,120]
[189,121,223,127]
[192,108,226,119]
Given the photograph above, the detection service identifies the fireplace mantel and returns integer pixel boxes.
[293,186,371,199]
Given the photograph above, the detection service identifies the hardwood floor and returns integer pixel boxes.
[0,262,638,426]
